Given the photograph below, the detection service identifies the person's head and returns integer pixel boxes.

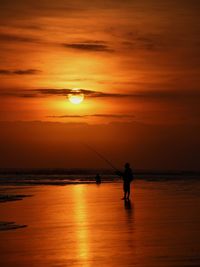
[124,162,130,169]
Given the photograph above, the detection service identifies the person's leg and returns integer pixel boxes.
[125,190,127,199]
[125,182,129,199]
[122,183,126,199]
[127,183,130,199]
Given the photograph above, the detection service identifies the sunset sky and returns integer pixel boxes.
[0,0,200,170]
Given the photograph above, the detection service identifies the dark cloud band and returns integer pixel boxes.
[48,114,135,119]
[0,69,41,75]
[0,33,40,43]
[62,42,113,52]
[1,88,200,101]
[0,88,133,98]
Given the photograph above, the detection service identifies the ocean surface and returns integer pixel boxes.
[0,175,200,266]
[0,169,199,185]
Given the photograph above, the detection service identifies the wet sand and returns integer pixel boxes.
[0,181,200,267]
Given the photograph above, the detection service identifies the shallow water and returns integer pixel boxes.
[0,180,200,267]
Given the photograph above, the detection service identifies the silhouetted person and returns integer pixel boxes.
[116,163,134,200]
[95,174,101,184]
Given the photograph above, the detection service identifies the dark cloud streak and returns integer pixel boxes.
[0,33,40,43]
[122,31,164,51]
[48,114,135,119]
[62,41,114,52]
[0,88,133,98]
[0,69,41,75]
[1,88,200,101]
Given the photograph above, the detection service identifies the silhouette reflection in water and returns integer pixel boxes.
[124,199,134,225]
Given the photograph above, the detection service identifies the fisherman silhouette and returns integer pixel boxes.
[95,174,101,184]
[116,163,134,200]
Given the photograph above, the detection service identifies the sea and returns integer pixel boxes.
[0,169,200,267]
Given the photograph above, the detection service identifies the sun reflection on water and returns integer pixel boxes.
[73,186,90,266]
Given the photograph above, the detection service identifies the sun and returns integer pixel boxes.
[68,89,84,105]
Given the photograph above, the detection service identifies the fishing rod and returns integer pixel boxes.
[83,143,119,172]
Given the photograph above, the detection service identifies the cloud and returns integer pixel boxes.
[0,69,41,75]
[62,41,114,52]
[0,32,114,53]
[4,88,132,98]
[1,87,200,101]
[48,114,135,119]
[0,88,129,98]
[122,32,164,51]
[106,28,166,52]
[0,33,40,43]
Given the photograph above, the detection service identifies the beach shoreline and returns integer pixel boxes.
[0,180,200,266]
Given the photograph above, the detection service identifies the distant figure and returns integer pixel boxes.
[116,163,134,200]
[95,174,101,184]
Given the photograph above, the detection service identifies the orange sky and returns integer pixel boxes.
[0,1,200,169]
